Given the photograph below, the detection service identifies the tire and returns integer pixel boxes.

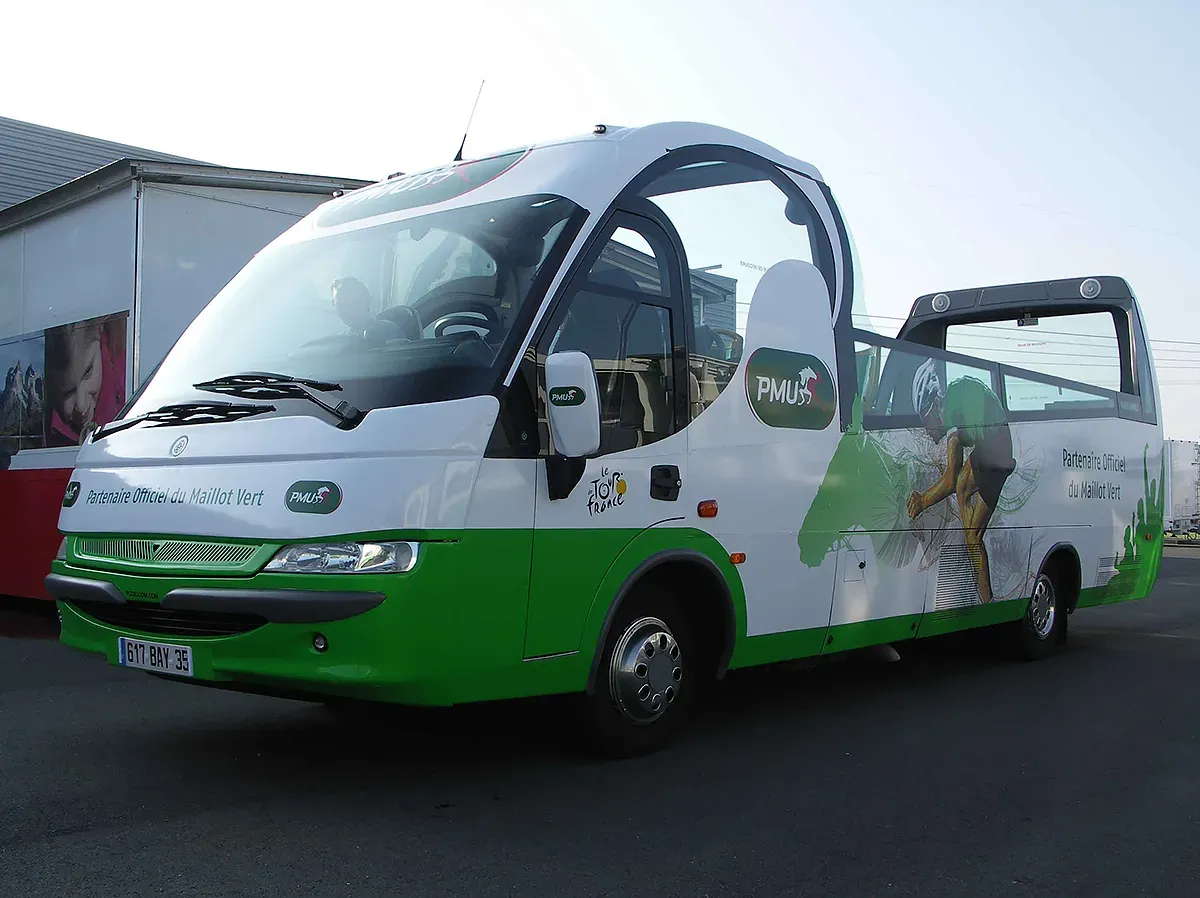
[1013,568,1066,660]
[576,587,699,759]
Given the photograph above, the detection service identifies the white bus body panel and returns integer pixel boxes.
[57,395,500,540]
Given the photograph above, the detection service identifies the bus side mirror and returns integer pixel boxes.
[545,351,600,458]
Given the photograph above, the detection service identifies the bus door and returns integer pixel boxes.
[522,210,691,659]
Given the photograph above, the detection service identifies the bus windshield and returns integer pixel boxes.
[126,192,582,422]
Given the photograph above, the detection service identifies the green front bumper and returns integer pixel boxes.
[50,534,585,706]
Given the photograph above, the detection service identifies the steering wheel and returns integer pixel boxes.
[433,313,498,338]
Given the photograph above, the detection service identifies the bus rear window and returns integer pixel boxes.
[944,311,1122,394]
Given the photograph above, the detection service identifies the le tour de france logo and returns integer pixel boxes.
[744,348,836,430]
[587,466,627,516]
[285,481,343,514]
[549,385,586,407]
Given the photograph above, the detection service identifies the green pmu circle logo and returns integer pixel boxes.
[745,348,836,429]
[62,481,81,508]
[285,481,343,514]
[549,386,586,407]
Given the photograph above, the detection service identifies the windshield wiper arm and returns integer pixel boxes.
[92,401,277,442]
[192,371,364,429]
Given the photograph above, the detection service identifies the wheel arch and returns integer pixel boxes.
[582,543,744,695]
[1036,541,1082,613]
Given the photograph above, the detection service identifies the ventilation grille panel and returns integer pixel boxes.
[1096,555,1119,588]
[934,544,981,610]
[76,538,259,569]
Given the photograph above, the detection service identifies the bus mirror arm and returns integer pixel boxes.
[546,455,587,500]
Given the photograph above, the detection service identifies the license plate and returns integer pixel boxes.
[118,636,193,677]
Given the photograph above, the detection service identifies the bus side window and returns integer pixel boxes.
[634,156,835,422]
[855,343,883,411]
[856,336,996,430]
[539,226,681,456]
[1134,310,1157,424]
[1002,373,1116,415]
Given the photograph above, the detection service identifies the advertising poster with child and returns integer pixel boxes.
[43,311,127,448]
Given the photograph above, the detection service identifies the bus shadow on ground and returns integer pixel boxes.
[125,624,1046,782]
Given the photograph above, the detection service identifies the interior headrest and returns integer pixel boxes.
[589,262,642,294]
[784,196,809,226]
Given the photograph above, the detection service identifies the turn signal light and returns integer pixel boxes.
[698,499,718,518]
[730,552,746,565]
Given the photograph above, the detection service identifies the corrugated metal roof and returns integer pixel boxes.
[0,159,376,235]
[0,115,209,210]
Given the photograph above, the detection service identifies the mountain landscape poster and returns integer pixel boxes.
[0,333,46,457]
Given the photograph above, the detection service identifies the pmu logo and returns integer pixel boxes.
[62,481,81,508]
[755,366,820,407]
[284,481,343,514]
[744,348,836,430]
[549,386,586,407]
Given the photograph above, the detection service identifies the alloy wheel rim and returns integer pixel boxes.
[1029,575,1056,639]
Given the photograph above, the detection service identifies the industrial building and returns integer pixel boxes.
[1,115,371,599]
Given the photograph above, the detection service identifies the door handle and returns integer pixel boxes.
[650,465,681,501]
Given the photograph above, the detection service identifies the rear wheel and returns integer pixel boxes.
[577,589,698,758]
[1014,569,1065,660]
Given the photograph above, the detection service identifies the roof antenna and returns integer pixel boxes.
[453,80,486,162]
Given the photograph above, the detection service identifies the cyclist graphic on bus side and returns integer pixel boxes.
[907,358,1017,604]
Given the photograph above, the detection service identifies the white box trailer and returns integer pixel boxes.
[0,160,370,600]
[1165,439,1199,532]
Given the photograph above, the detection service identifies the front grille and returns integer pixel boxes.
[68,599,266,638]
[76,538,259,569]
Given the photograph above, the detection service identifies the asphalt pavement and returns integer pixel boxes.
[2,556,1199,897]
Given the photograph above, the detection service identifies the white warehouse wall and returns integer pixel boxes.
[135,183,324,383]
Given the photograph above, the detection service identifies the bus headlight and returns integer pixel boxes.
[55,537,67,561]
[264,541,418,574]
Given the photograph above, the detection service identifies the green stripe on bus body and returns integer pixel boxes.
[729,602,1026,671]
[529,526,748,661]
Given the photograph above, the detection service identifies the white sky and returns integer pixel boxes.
[5,0,1198,437]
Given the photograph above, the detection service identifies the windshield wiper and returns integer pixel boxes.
[92,401,277,442]
[192,371,364,429]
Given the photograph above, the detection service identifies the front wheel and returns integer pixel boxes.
[1014,570,1065,660]
[577,590,698,758]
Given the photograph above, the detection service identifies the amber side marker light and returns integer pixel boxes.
[698,499,718,518]
[730,552,746,565]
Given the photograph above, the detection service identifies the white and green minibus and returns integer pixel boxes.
[46,122,1165,756]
